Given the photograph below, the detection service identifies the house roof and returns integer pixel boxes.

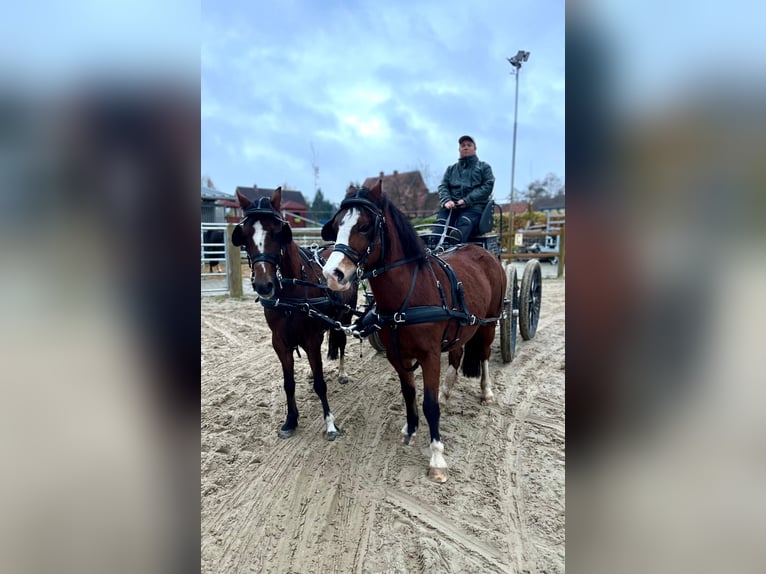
[280,200,306,211]
[234,186,308,208]
[497,202,530,215]
[362,170,439,213]
[201,186,235,201]
[532,196,565,212]
[362,170,425,193]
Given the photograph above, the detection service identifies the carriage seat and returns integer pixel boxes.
[474,199,495,236]
[418,200,497,252]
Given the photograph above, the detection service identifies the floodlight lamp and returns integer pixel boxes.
[507,50,530,68]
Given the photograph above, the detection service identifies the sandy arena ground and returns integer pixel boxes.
[202,277,564,573]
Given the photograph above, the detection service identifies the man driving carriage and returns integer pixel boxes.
[434,134,495,242]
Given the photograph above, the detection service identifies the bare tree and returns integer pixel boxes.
[525,172,564,203]
[201,174,217,190]
[413,159,440,192]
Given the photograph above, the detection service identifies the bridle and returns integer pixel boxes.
[240,197,288,283]
[329,188,422,280]
[329,188,386,277]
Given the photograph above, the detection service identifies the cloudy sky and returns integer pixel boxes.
[202,0,565,207]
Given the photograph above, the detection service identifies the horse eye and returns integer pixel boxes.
[358,224,371,234]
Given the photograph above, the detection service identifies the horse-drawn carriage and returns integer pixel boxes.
[360,199,543,364]
[233,182,542,482]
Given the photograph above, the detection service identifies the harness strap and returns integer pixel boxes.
[258,296,353,330]
[360,254,423,280]
[279,277,333,290]
[306,244,330,268]
[425,259,459,349]
[375,305,500,327]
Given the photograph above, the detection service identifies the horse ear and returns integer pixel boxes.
[369,178,383,201]
[236,190,252,210]
[321,215,337,241]
[271,187,282,211]
[278,222,292,244]
[231,224,246,247]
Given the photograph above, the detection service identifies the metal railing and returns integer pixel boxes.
[201,223,229,294]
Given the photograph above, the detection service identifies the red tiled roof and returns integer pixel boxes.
[362,170,439,214]
[280,200,306,211]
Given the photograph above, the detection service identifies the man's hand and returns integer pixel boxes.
[444,199,466,210]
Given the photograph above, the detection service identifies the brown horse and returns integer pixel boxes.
[232,187,358,440]
[321,181,506,482]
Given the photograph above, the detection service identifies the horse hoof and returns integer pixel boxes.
[278,428,296,439]
[338,377,349,385]
[481,396,495,405]
[400,433,415,446]
[428,467,448,483]
[326,428,343,441]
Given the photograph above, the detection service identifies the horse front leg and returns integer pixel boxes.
[479,358,493,404]
[337,352,348,385]
[273,341,299,439]
[306,336,342,441]
[421,354,448,483]
[479,326,496,404]
[327,328,349,385]
[393,360,418,446]
[439,348,463,407]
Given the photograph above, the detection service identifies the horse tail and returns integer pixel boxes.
[327,328,344,361]
[461,334,482,378]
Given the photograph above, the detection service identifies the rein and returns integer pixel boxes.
[253,245,352,330]
[242,207,351,330]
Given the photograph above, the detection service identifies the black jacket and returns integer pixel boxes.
[437,155,495,208]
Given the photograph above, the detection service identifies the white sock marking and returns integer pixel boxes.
[480,359,494,401]
[429,440,447,468]
[325,413,338,434]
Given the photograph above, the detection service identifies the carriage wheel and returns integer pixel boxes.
[519,260,542,340]
[368,330,386,352]
[499,265,518,363]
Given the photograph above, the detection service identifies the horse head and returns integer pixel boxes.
[321,180,386,291]
[232,187,292,299]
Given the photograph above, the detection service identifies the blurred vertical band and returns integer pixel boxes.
[566,2,766,573]
[0,4,200,574]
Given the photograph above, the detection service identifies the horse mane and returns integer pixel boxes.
[379,193,427,267]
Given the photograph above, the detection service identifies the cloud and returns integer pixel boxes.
[202,0,565,204]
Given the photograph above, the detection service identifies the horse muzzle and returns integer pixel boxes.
[322,252,356,291]
[322,265,352,292]
[253,280,275,299]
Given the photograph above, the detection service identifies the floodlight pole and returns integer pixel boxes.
[507,50,529,236]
